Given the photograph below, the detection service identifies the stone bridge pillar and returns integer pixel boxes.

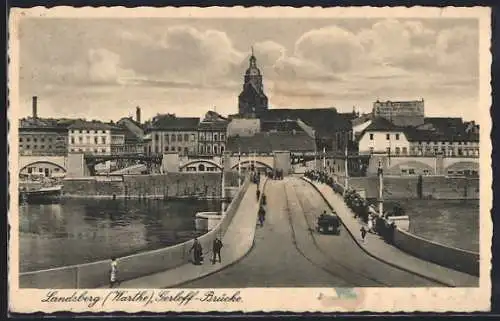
[162,153,179,173]
[436,154,444,175]
[222,151,232,173]
[273,150,291,175]
[66,153,90,178]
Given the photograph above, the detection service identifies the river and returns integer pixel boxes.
[19,198,222,273]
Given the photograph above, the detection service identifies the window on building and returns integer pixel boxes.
[101,149,106,153]
[214,146,218,154]
[386,147,391,154]
[369,147,374,154]
[191,134,196,141]
[40,145,45,149]
[26,145,30,149]
[101,137,106,144]
[395,134,400,140]
[184,134,189,141]
[199,145,204,154]
[87,130,90,133]
[19,138,23,142]
[178,134,182,142]
[94,149,98,153]
[27,167,33,174]
[165,146,169,152]
[34,145,38,149]
[155,134,159,141]
[386,134,390,140]
[221,146,224,153]
[164,134,169,142]
[41,138,45,142]
[214,134,218,141]
[184,147,189,154]
[79,137,83,143]
[177,147,182,152]
[369,133,374,140]
[39,168,43,173]
[409,168,415,175]
[172,134,176,142]
[94,137,98,144]
[48,138,52,142]
[402,147,408,155]
[78,148,83,152]
[70,137,75,144]
[34,138,37,142]
[395,147,400,155]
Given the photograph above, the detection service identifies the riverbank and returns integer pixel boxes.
[62,172,240,199]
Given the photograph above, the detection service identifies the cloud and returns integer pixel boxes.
[294,26,365,73]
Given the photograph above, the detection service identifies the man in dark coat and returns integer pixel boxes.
[190,238,203,265]
[212,237,223,264]
[258,206,266,226]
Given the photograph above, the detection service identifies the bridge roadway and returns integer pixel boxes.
[180,177,439,287]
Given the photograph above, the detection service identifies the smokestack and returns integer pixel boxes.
[32,96,38,119]
[136,106,141,123]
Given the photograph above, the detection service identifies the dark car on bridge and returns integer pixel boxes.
[316,212,341,235]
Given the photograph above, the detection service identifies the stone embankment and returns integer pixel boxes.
[62,172,239,199]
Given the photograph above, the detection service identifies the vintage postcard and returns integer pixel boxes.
[8,6,492,314]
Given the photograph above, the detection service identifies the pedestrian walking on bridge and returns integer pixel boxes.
[258,206,266,227]
[360,226,367,243]
[212,237,223,264]
[109,258,119,288]
[256,189,261,201]
[190,238,203,265]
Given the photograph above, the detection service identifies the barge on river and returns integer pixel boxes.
[19,185,62,204]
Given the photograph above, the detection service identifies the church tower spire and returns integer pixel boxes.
[238,47,269,118]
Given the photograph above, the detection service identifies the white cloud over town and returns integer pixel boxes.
[18,17,480,121]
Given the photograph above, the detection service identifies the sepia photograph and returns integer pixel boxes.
[8,6,492,313]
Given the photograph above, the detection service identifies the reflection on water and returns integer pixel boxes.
[19,198,221,272]
[381,199,479,252]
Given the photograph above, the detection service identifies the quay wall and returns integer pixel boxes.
[340,176,479,200]
[393,228,480,276]
[61,172,239,198]
[20,176,250,289]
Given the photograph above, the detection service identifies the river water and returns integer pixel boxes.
[19,198,222,273]
[380,199,479,252]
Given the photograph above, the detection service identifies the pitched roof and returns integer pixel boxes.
[198,121,228,131]
[226,132,315,153]
[147,114,200,131]
[260,108,351,138]
[68,120,121,130]
[260,120,304,133]
[363,117,401,132]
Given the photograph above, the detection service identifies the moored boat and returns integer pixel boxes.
[19,185,62,204]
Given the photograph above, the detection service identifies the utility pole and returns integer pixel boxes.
[238,148,241,188]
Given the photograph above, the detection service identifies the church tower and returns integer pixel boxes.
[238,48,269,118]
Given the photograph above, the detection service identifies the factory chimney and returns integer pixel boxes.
[136,106,141,123]
[32,96,38,119]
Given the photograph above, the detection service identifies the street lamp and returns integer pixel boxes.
[344,132,349,193]
[378,160,384,217]
[221,154,226,215]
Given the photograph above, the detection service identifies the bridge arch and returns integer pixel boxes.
[386,160,434,175]
[180,160,222,172]
[445,161,479,174]
[231,160,273,170]
[19,161,67,176]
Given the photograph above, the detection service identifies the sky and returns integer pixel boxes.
[17,17,480,122]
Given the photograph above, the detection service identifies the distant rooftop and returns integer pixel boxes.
[146,114,200,131]
[226,131,315,154]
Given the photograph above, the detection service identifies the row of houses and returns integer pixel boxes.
[18,96,480,160]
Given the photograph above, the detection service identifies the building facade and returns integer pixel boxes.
[19,121,69,157]
[67,120,125,155]
[197,111,228,155]
[358,117,480,157]
[145,114,200,156]
[373,99,425,127]
[238,50,269,118]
